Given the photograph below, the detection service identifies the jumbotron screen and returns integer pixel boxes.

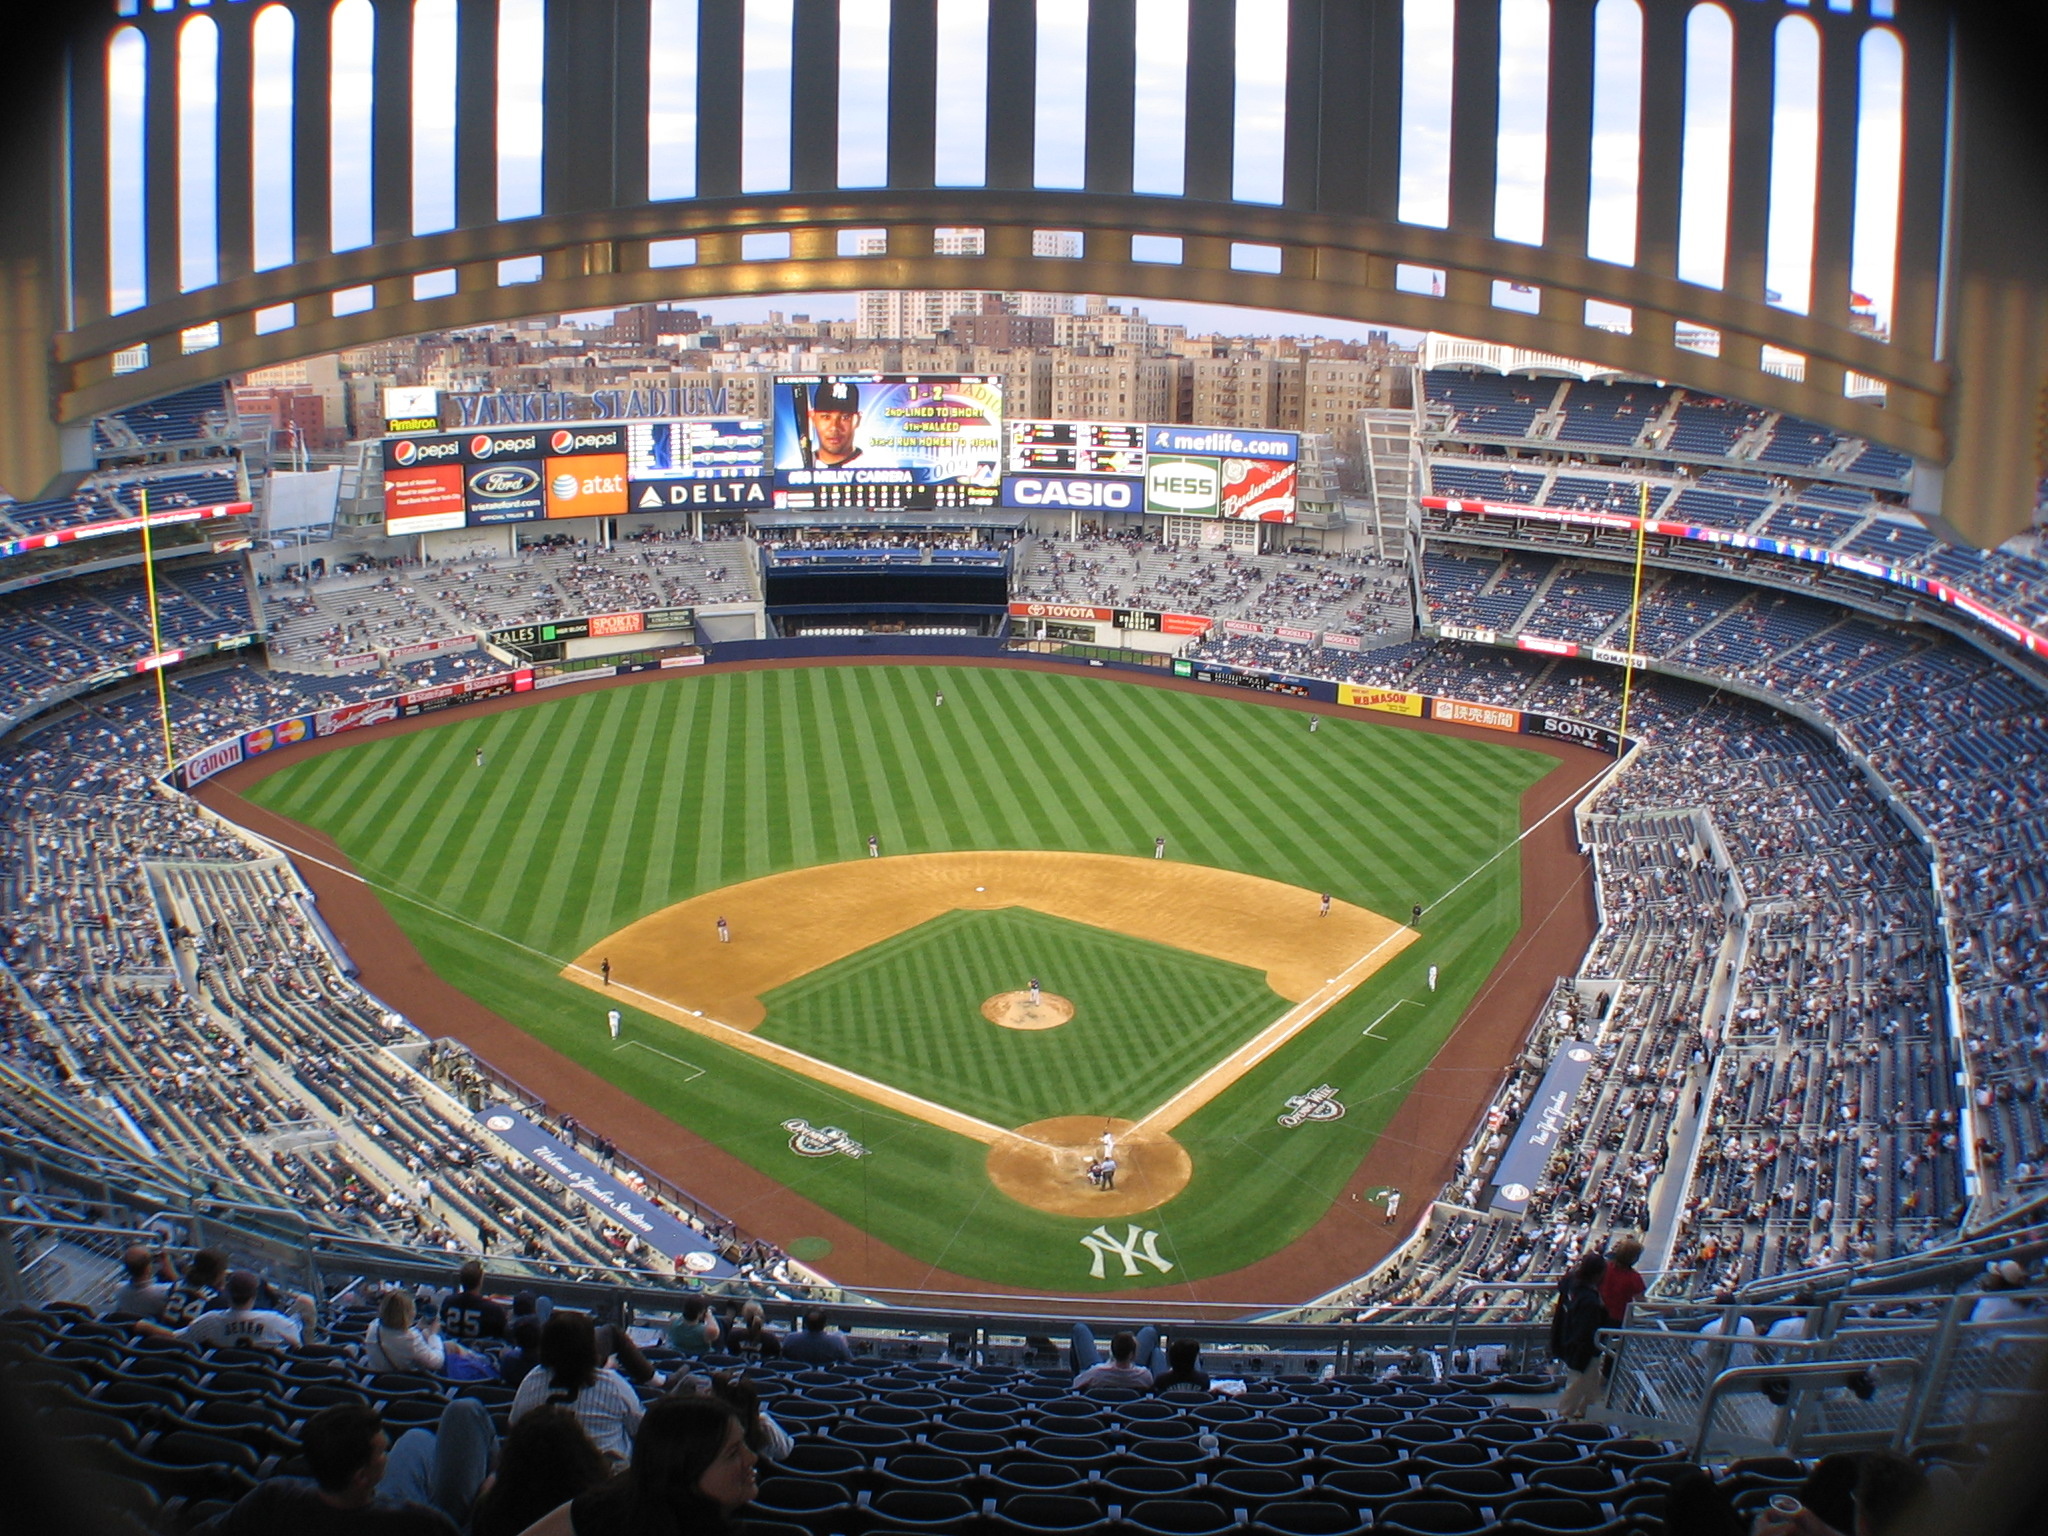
[772,376,1003,510]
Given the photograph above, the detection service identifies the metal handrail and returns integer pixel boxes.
[1690,1357,1924,1459]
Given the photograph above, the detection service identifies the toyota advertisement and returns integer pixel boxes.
[772,375,1003,510]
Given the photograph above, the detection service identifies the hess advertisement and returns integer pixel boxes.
[772,375,1002,509]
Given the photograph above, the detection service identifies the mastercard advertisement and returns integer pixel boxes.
[543,454,629,519]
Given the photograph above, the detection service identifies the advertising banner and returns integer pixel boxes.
[1489,1044,1599,1212]
[386,634,478,661]
[542,455,628,519]
[1436,623,1499,644]
[1145,455,1222,516]
[1159,612,1212,636]
[1008,419,1148,476]
[464,428,547,462]
[1590,645,1652,668]
[383,386,442,434]
[1114,609,1162,632]
[1525,714,1625,755]
[242,716,312,757]
[1433,697,1524,732]
[629,476,770,511]
[1223,619,1268,636]
[1219,458,1298,523]
[660,654,707,668]
[772,375,1002,508]
[1010,601,1114,622]
[1338,684,1424,715]
[472,1107,734,1275]
[384,463,467,534]
[1275,625,1317,644]
[464,461,545,525]
[178,736,245,788]
[1321,632,1364,652]
[587,611,645,638]
[1516,634,1580,657]
[1190,665,1314,698]
[1146,425,1299,462]
[644,607,694,631]
[540,424,627,458]
[0,502,249,563]
[315,698,400,736]
[1000,474,1143,511]
[626,419,766,480]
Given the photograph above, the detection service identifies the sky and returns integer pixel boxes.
[110,0,1906,347]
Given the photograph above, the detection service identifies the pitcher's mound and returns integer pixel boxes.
[981,991,1075,1030]
[987,1116,1192,1216]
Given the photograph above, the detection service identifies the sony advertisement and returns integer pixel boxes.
[772,375,1003,509]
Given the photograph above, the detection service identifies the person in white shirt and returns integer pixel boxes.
[364,1287,446,1375]
[1695,1293,1760,1368]
[144,1269,303,1351]
[509,1311,646,1461]
[1971,1259,2037,1323]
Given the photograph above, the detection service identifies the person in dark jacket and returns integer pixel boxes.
[1551,1252,1610,1420]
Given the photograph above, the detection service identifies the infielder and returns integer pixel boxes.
[1384,1189,1402,1225]
[716,916,730,944]
[868,834,880,858]
[1428,964,1439,992]
[1154,836,1166,859]
[600,957,611,987]
[1319,893,1332,917]
[607,1009,621,1039]
[1029,976,1041,1007]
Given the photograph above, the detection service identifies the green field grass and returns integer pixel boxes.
[760,908,1285,1127]
[242,663,1557,1290]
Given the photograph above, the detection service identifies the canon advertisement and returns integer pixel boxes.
[772,375,1003,510]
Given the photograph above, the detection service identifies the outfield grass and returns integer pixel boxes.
[759,907,1285,1126]
[243,664,1556,1290]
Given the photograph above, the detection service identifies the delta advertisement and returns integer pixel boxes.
[772,375,1003,509]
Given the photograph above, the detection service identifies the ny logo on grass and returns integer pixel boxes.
[1081,1224,1175,1278]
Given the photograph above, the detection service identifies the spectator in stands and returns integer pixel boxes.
[510,1311,646,1461]
[1599,1235,1648,1325]
[1696,1291,1761,1368]
[1971,1260,2036,1323]
[726,1300,780,1360]
[197,1399,491,1534]
[158,1244,228,1328]
[1549,1252,1609,1420]
[500,1300,544,1387]
[1071,1328,1156,1390]
[106,1243,176,1319]
[1150,1336,1211,1394]
[142,1268,302,1351]
[364,1288,446,1375]
[668,1370,793,1464]
[468,1407,609,1536]
[1659,1467,1743,1536]
[664,1295,720,1356]
[521,1396,756,1536]
[779,1308,853,1366]
[1754,1450,1929,1536]
[442,1260,507,1341]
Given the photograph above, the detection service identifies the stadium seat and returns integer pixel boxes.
[829,1422,919,1453]
[1203,1468,1310,1510]
[1119,1497,1244,1536]
[780,1443,873,1483]
[871,1453,980,1495]
[1495,1496,1623,1535]
[864,1488,980,1534]
[1374,1498,1493,1535]
[1407,1443,1496,1474]
[1527,1465,1622,1497]
[1315,1442,1405,1471]
[40,1403,142,1449]
[988,1493,1109,1536]
[1315,1468,1416,1512]
[1422,1468,1521,1501]
[989,1462,1094,1500]
[1250,1501,1364,1536]
[1035,1414,1112,1438]
[1026,1436,1118,1474]
[1099,1465,1197,1501]
[749,1475,859,1536]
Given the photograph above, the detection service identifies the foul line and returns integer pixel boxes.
[565,965,1037,1151]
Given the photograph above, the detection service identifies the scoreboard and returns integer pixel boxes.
[1007,420,1148,477]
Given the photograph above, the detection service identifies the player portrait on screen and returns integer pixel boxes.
[809,380,863,467]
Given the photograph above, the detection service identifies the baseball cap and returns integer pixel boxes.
[812,380,860,412]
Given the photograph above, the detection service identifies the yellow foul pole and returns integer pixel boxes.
[1616,479,1652,748]
[137,487,177,777]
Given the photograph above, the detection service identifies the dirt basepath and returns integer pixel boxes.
[200,654,1604,1312]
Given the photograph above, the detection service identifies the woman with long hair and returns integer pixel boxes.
[509,1311,646,1460]
[1551,1251,1610,1421]
[516,1396,756,1536]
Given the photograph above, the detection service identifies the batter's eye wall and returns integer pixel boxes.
[763,570,1011,607]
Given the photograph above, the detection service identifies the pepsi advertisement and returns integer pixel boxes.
[772,375,1003,509]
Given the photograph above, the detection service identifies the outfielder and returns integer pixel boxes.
[868,834,880,858]
[1154,836,1166,859]
[1428,964,1439,992]
[607,1009,621,1039]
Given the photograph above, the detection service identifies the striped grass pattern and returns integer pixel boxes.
[244,664,1554,1288]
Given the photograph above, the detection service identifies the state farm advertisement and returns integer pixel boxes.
[1432,697,1524,732]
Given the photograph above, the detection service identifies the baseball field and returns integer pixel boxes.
[232,662,1572,1294]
